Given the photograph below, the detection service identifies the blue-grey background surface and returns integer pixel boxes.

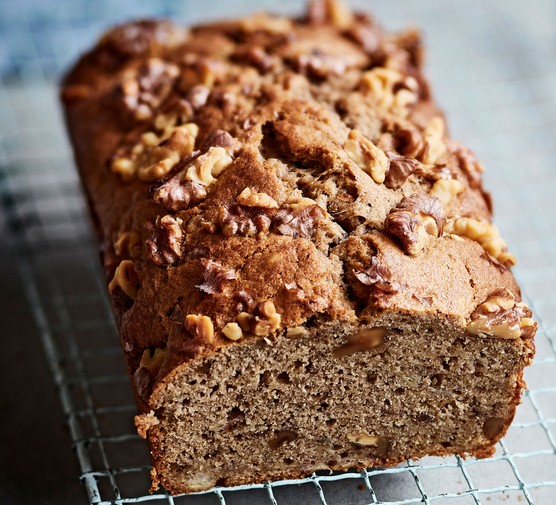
[1,1,556,504]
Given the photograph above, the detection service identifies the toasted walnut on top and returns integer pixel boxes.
[360,67,419,118]
[467,289,537,340]
[118,58,179,121]
[385,193,445,256]
[445,217,516,268]
[145,215,184,267]
[307,0,354,29]
[185,147,233,187]
[345,129,389,184]
[108,259,140,299]
[196,259,237,295]
[111,122,198,182]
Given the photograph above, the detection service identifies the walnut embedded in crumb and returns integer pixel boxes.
[345,129,389,184]
[334,327,387,357]
[467,289,537,340]
[111,123,198,182]
[185,314,215,344]
[219,205,272,237]
[145,215,183,266]
[154,174,207,212]
[444,217,516,267]
[118,58,179,121]
[237,187,279,208]
[384,153,420,189]
[430,179,465,207]
[185,146,233,186]
[108,259,139,299]
[385,193,445,256]
[272,202,326,239]
[360,67,418,118]
[422,116,446,165]
[268,430,298,449]
[353,256,400,293]
[196,259,237,295]
[347,433,389,454]
[222,322,243,341]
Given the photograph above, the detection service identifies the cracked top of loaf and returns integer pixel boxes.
[61,0,534,404]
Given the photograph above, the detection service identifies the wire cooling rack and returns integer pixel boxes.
[1,0,556,503]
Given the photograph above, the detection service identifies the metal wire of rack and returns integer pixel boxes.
[1,0,556,504]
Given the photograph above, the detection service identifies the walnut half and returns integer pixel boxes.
[445,217,516,268]
[467,289,537,340]
[111,122,199,182]
[345,129,389,184]
[385,193,445,256]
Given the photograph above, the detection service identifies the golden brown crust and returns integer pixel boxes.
[61,0,536,494]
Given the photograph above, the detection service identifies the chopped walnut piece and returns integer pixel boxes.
[384,153,420,189]
[272,202,326,239]
[347,433,389,454]
[308,0,353,28]
[154,173,207,212]
[385,193,445,256]
[422,116,446,165]
[360,67,418,118]
[185,84,210,110]
[295,52,350,79]
[219,205,272,237]
[118,58,179,121]
[345,129,389,184]
[430,179,465,207]
[232,45,277,73]
[114,230,142,259]
[334,327,387,357]
[239,13,292,35]
[467,289,537,340]
[111,123,198,182]
[145,215,183,267]
[185,314,215,344]
[253,301,282,336]
[179,55,225,90]
[286,326,309,338]
[222,322,243,341]
[394,126,426,159]
[154,98,194,130]
[200,129,235,154]
[108,259,139,299]
[196,259,237,295]
[139,347,166,376]
[450,141,485,189]
[353,256,400,293]
[135,411,160,439]
[185,147,233,186]
[237,187,279,208]
[445,217,516,267]
[268,430,298,449]
[237,312,254,332]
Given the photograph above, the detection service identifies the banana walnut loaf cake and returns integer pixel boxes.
[61,0,537,494]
